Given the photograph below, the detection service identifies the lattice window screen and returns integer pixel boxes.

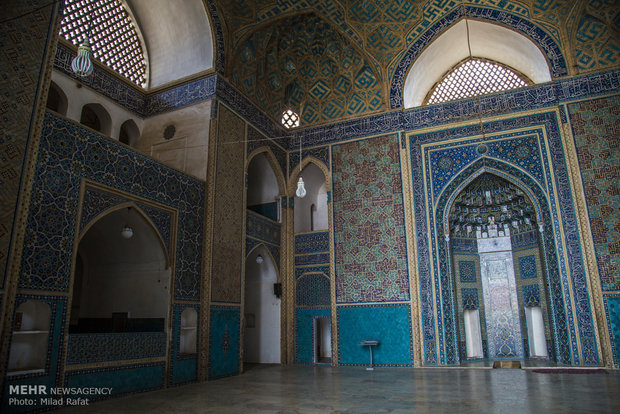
[60,0,147,87]
[427,59,530,105]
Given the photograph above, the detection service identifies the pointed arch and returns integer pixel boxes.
[245,242,280,283]
[438,164,546,234]
[432,156,570,365]
[78,202,170,269]
[247,147,286,196]
[391,6,567,108]
[288,156,331,193]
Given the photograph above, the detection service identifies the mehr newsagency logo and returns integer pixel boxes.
[8,385,113,407]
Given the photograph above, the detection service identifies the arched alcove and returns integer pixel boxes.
[8,300,51,373]
[294,163,328,233]
[46,80,68,115]
[80,103,112,136]
[71,206,171,333]
[446,172,553,362]
[119,119,141,146]
[244,245,280,364]
[403,19,552,108]
[247,152,280,221]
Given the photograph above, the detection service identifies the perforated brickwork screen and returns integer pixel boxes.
[60,0,147,87]
[427,59,530,105]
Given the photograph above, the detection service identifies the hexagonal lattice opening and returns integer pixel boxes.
[281,109,300,129]
[426,58,531,105]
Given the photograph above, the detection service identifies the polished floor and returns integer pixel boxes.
[58,364,620,414]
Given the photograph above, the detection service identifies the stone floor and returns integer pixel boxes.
[58,364,620,414]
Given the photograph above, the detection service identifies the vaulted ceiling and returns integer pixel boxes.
[210,0,618,127]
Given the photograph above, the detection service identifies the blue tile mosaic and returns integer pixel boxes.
[451,238,477,253]
[209,306,240,379]
[461,288,479,310]
[66,333,166,365]
[295,232,329,255]
[410,111,598,365]
[295,265,330,280]
[522,285,542,307]
[79,185,173,255]
[20,112,205,301]
[519,255,539,280]
[64,363,165,399]
[54,44,147,116]
[389,6,567,109]
[604,295,620,368]
[337,304,413,367]
[295,307,330,364]
[246,126,287,176]
[333,135,410,304]
[295,253,330,266]
[296,273,330,307]
[289,147,330,173]
[170,303,198,384]
[247,211,281,246]
[459,261,476,283]
[511,231,539,249]
[146,75,217,116]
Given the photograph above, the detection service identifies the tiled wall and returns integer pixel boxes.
[337,305,413,367]
[569,95,620,367]
[332,135,409,304]
[3,113,205,409]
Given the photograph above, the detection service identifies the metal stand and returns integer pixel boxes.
[360,340,379,371]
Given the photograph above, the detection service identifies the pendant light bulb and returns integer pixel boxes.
[121,225,133,239]
[296,177,306,198]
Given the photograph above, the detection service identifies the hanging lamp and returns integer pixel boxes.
[71,1,94,78]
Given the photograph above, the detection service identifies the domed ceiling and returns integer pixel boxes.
[212,0,619,126]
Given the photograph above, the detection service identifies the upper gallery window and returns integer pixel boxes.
[59,0,147,87]
[426,58,531,105]
[281,109,300,129]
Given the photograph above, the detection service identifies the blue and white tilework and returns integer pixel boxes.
[20,112,205,301]
[66,333,166,365]
[409,111,598,366]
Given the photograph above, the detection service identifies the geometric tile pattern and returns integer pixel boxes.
[79,185,174,254]
[247,211,281,246]
[522,285,541,307]
[54,43,147,116]
[574,0,620,71]
[462,288,479,310]
[296,273,330,307]
[337,304,413,367]
[332,135,409,303]
[290,70,620,149]
[568,95,620,292]
[410,111,599,365]
[389,5,568,108]
[19,112,205,301]
[295,232,329,255]
[519,255,538,280]
[211,106,245,303]
[246,126,287,176]
[459,261,476,283]
[289,146,330,174]
[231,12,383,126]
[66,332,167,365]
[0,0,58,289]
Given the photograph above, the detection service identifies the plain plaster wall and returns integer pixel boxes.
[294,164,328,233]
[244,246,281,364]
[247,153,280,206]
[136,100,212,180]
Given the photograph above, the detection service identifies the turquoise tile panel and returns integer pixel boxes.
[337,305,413,366]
